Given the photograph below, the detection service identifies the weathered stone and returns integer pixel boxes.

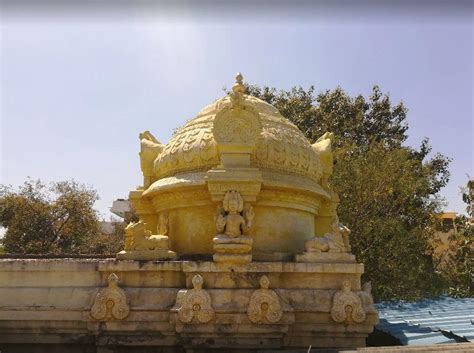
[0,73,379,351]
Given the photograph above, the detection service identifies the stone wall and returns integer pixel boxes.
[0,258,378,352]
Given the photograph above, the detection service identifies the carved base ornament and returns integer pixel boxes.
[90,273,130,321]
[177,274,215,324]
[247,276,283,324]
[330,280,366,324]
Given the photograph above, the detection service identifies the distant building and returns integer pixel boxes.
[110,199,133,222]
[437,212,458,233]
[432,212,458,267]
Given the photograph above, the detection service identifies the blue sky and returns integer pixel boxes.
[1,1,473,218]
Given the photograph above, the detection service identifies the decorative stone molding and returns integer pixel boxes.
[155,128,220,180]
[177,274,214,324]
[330,280,366,324]
[247,275,283,324]
[90,273,129,321]
[252,121,322,182]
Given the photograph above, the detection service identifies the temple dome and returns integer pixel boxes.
[153,93,322,183]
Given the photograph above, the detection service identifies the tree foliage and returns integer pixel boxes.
[246,84,451,300]
[441,180,473,297]
[87,221,126,255]
[0,179,101,254]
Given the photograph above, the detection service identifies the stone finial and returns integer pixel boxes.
[259,275,270,289]
[232,72,246,95]
[107,273,119,286]
[192,274,204,290]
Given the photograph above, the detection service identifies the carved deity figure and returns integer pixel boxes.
[330,280,366,324]
[90,273,129,321]
[125,220,169,251]
[305,217,351,253]
[216,190,254,238]
[213,190,255,263]
[359,282,377,314]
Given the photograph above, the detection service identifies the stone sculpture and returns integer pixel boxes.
[90,273,129,321]
[213,190,254,263]
[177,274,214,324]
[359,282,378,314]
[116,219,177,260]
[296,215,355,262]
[330,280,366,324]
[305,218,349,253]
[139,131,164,188]
[247,275,283,324]
[312,132,334,188]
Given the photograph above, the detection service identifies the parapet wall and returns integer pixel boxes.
[0,258,378,352]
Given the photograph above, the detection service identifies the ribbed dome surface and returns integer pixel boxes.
[154,94,322,182]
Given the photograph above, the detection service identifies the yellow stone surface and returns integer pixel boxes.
[0,74,379,352]
[125,73,340,260]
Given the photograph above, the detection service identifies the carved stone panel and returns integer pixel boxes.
[247,275,283,324]
[213,105,262,147]
[90,273,129,321]
[177,274,214,324]
[330,280,366,324]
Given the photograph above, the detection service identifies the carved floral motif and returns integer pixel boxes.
[331,281,366,323]
[90,273,129,321]
[247,276,283,324]
[177,274,214,324]
[155,125,220,179]
[213,106,262,146]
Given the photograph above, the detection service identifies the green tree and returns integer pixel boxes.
[245,84,451,300]
[87,220,126,255]
[442,180,473,297]
[0,179,100,254]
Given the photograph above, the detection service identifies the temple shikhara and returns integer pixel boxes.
[0,74,379,352]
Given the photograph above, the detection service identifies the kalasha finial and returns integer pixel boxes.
[232,72,246,95]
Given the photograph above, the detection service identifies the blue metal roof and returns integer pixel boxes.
[375,297,474,345]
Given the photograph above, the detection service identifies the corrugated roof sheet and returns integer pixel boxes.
[375,297,474,346]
